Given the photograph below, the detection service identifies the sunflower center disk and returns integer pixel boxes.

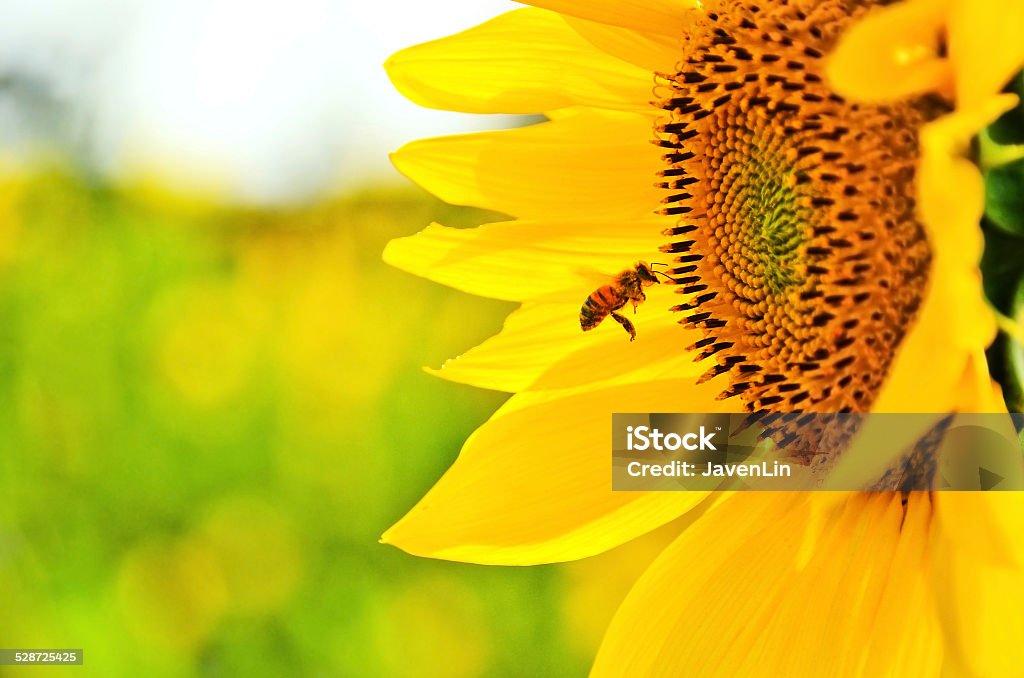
[657,1,933,415]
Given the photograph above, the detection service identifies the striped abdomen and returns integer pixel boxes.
[580,285,625,331]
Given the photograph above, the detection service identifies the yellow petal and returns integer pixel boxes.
[919,95,1019,266]
[862,493,942,676]
[385,8,656,115]
[430,286,706,392]
[516,0,698,39]
[948,0,1024,108]
[932,493,1024,677]
[953,348,1011,414]
[592,493,941,677]
[563,15,680,74]
[380,377,727,565]
[383,218,665,301]
[936,492,1024,577]
[826,0,952,103]
[933,364,1024,568]
[915,96,1018,350]
[390,110,664,219]
[869,277,973,414]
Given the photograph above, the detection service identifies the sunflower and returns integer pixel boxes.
[382,0,1024,675]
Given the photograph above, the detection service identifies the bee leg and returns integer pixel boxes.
[611,312,637,341]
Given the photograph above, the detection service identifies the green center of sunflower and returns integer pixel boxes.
[657,0,938,415]
[721,138,808,296]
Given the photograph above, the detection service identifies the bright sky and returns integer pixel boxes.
[0,0,517,204]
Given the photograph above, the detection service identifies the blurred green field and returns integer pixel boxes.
[0,168,668,677]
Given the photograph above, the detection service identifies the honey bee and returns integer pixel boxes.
[579,261,671,341]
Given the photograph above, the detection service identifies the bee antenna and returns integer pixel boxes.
[652,270,678,282]
[650,262,668,268]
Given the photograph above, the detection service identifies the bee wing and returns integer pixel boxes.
[572,265,618,287]
[533,271,611,310]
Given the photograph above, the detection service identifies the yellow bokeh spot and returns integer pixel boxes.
[236,225,410,412]
[116,537,229,654]
[194,496,304,615]
[370,575,491,678]
[0,161,25,269]
[151,281,266,409]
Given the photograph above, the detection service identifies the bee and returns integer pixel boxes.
[579,261,672,341]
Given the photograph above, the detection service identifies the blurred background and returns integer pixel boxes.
[0,1,674,675]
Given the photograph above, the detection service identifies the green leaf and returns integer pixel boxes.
[982,219,1024,312]
[988,71,1024,145]
[984,157,1024,236]
[979,224,1024,413]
